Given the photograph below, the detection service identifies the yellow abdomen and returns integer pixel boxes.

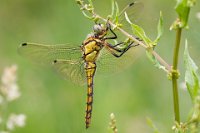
[84,62,96,128]
[82,37,103,128]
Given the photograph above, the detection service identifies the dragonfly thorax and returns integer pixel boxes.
[82,23,107,63]
[82,37,104,63]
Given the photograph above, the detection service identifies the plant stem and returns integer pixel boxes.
[97,15,171,72]
[173,28,182,70]
[172,28,182,123]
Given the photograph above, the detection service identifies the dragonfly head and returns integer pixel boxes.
[93,23,107,38]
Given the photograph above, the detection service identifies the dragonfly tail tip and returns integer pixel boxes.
[86,123,90,129]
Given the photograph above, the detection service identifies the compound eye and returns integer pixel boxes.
[93,24,102,33]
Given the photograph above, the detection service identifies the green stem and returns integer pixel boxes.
[173,28,182,70]
[172,28,182,123]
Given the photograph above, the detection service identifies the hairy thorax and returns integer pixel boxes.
[82,36,104,62]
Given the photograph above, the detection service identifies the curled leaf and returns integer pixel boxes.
[184,40,200,101]
[154,11,163,44]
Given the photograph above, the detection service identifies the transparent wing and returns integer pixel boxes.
[96,44,143,74]
[53,59,86,85]
[97,1,143,72]
[109,1,144,41]
[117,1,144,36]
[97,1,144,73]
[18,43,82,64]
[18,43,85,84]
[118,1,144,24]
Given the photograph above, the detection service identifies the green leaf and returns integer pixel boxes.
[124,12,132,24]
[110,0,120,24]
[81,11,94,20]
[88,0,93,7]
[111,0,115,18]
[184,40,200,101]
[114,0,120,23]
[125,12,166,71]
[132,24,152,45]
[125,12,152,46]
[146,50,166,71]
[154,11,163,44]
[174,0,196,28]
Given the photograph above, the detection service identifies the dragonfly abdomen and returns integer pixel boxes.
[84,62,96,128]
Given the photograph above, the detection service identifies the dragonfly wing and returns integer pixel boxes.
[117,1,144,35]
[18,43,82,65]
[96,44,143,74]
[119,1,144,24]
[96,2,144,74]
[53,59,86,85]
[18,43,86,84]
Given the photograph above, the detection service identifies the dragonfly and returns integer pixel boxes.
[18,1,142,129]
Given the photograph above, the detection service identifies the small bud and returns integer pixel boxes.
[76,0,83,5]
[109,113,118,133]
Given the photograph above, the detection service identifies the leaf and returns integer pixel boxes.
[81,11,93,19]
[125,12,152,46]
[174,0,196,28]
[154,11,164,44]
[111,0,115,18]
[146,50,166,71]
[114,0,120,23]
[110,0,120,24]
[88,0,93,7]
[125,12,166,71]
[184,40,200,101]
[124,12,132,24]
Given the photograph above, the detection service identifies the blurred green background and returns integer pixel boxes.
[0,0,200,132]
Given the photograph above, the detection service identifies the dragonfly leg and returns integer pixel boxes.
[106,41,139,58]
[111,37,142,48]
[104,21,142,57]
[112,42,124,48]
[104,23,117,40]
[104,20,143,43]
[106,42,127,52]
